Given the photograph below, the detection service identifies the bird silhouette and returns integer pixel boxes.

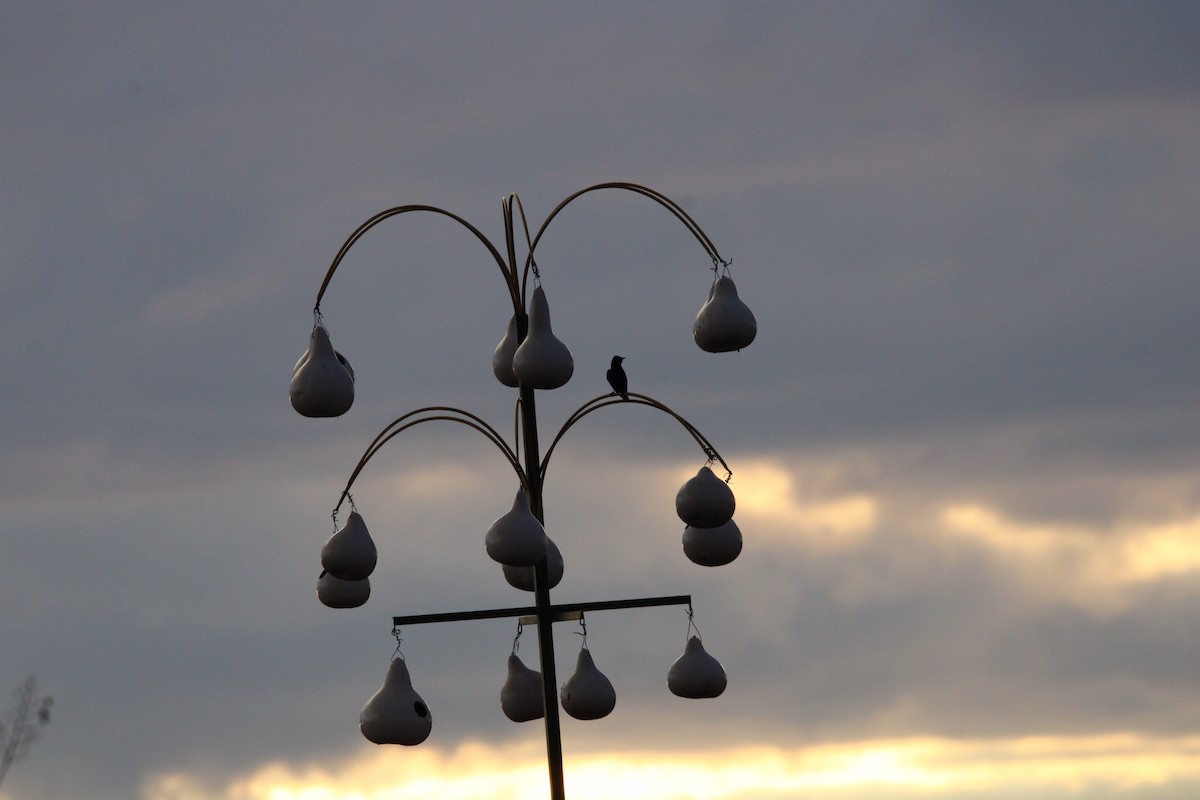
[606,355,628,399]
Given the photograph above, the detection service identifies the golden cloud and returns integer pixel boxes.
[141,733,1200,800]
[721,460,878,549]
[941,503,1200,612]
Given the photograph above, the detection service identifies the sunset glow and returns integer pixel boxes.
[724,460,877,546]
[941,503,1200,611]
[142,733,1200,800]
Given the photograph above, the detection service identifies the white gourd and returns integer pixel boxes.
[290,324,355,417]
[667,636,727,699]
[560,647,616,720]
[675,466,736,528]
[693,277,757,353]
[501,653,545,722]
[317,571,370,609]
[320,511,377,581]
[492,315,520,387]
[682,519,743,567]
[485,489,548,567]
[503,536,564,592]
[512,286,574,389]
[359,657,432,746]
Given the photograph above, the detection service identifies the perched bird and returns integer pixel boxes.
[606,355,628,399]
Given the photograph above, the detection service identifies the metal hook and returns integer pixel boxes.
[512,620,524,655]
[685,603,702,640]
[574,612,588,647]
[391,625,405,659]
[332,492,357,531]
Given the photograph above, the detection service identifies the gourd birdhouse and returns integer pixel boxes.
[290,323,355,417]
[503,535,564,592]
[560,647,616,721]
[667,636,727,699]
[320,511,377,581]
[360,657,432,746]
[501,653,545,723]
[485,489,548,567]
[316,571,370,609]
[675,466,736,528]
[512,286,574,389]
[492,315,520,387]
[693,276,757,353]
[682,519,743,567]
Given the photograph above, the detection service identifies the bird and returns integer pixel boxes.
[606,355,628,399]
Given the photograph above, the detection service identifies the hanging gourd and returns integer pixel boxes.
[675,466,736,528]
[290,323,356,416]
[693,276,757,353]
[668,636,728,698]
[320,511,377,581]
[503,535,564,592]
[485,489,548,567]
[492,315,520,387]
[512,286,574,389]
[317,570,370,609]
[560,647,616,720]
[360,656,433,746]
[501,653,545,722]
[682,518,743,567]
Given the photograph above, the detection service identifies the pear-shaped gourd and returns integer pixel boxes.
[693,276,757,353]
[668,636,727,699]
[682,518,743,567]
[675,466,736,528]
[503,535,564,592]
[512,286,574,389]
[485,489,548,567]
[290,324,356,417]
[321,512,377,581]
[501,653,545,722]
[360,657,432,746]
[317,571,370,609]
[492,315,520,387]
[560,647,616,720]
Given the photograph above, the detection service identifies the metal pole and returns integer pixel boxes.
[509,243,567,800]
[518,380,566,799]
[533,555,565,800]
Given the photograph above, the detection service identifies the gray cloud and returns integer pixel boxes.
[922,0,1200,102]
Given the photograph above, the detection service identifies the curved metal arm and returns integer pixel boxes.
[519,182,729,295]
[310,185,730,319]
[334,406,526,515]
[538,391,733,490]
[314,205,520,313]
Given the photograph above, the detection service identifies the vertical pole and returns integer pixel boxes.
[519,376,566,800]
[505,195,565,800]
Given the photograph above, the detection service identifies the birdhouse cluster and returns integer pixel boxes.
[288,185,756,770]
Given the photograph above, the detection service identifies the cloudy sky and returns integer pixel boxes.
[4,2,1200,798]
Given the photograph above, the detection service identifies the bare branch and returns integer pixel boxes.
[0,676,52,788]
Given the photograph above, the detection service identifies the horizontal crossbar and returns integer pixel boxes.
[391,594,691,627]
